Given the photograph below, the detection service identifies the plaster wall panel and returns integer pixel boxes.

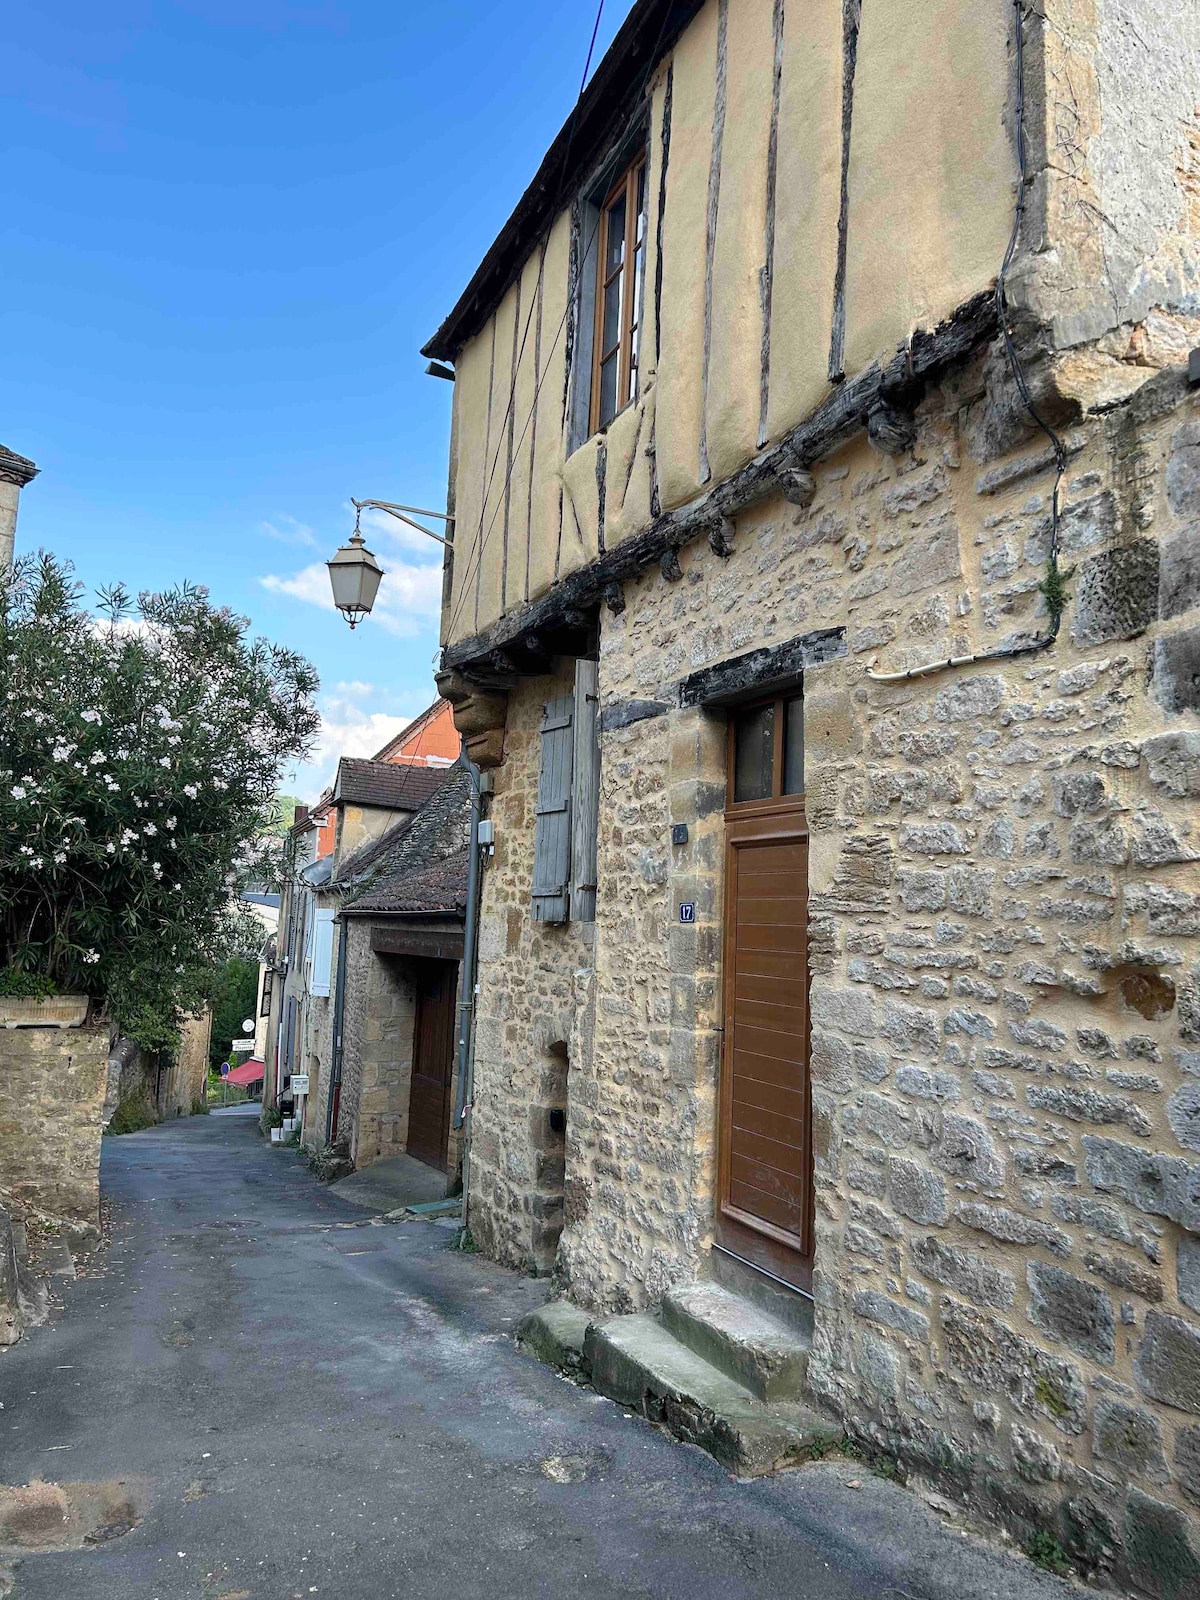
[561,433,603,568]
[842,0,1015,378]
[475,284,519,634]
[506,245,545,610]
[604,384,656,549]
[763,0,843,443]
[653,4,720,512]
[528,211,573,604]
[702,0,775,485]
[444,326,496,646]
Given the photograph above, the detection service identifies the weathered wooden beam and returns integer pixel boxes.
[440,291,997,677]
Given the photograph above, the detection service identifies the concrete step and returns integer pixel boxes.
[710,1247,816,1339]
[516,1299,591,1381]
[584,1312,837,1477]
[661,1280,810,1401]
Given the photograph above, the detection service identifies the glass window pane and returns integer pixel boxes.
[733,703,775,803]
[783,695,804,795]
[598,351,619,428]
[601,272,622,359]
[605,195,626,276]
[636,164,646,243]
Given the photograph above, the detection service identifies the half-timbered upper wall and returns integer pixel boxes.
[442,0,1012,650]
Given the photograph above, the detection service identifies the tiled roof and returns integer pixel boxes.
[333,759,448,812]
[350,848,470,916]
[340,765,472,917]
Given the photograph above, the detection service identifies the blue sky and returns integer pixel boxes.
[2,0,634,797]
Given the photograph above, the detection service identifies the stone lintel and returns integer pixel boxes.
[678,628,846,709]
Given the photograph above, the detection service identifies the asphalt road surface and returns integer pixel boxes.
[0,1107,1074,1600]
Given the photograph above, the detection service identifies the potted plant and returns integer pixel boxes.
[0,971,88,1030]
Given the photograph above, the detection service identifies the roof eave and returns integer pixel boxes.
[421,0,703,362]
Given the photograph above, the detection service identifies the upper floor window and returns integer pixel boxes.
[589,154,647,435]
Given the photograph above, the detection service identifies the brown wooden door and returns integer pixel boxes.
[717,692,813,1291]
[407,960,457,1171]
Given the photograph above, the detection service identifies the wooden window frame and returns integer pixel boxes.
[725,690,805,821]
[588,153,646,437]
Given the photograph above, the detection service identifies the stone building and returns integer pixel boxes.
[263,758,448,1130]
[423,0,1200,1584]
[311,765,472,1178]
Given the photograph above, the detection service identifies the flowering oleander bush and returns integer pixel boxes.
[1,553,319,1051]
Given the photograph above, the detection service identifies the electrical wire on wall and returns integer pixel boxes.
[867,0,1068,683]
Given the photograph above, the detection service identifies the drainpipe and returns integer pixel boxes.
[453,755,484,1223]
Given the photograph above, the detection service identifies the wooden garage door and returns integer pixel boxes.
[717,693,812,1290]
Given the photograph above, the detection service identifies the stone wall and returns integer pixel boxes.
[468,660,597,1275]
[329,921,465,1176]
[0,1023,110,1239]
[464,351,1200,1578]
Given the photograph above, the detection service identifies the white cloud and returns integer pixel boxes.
[283,680,437,800]
[260,514,319,549]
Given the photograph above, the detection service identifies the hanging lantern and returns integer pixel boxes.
[326,509,385,629]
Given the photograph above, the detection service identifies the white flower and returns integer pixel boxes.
[81,709,101,724]
[183,784,198,799]
[10,785,26,799]
[120,829,137,846]
[164,817,176,831]
[29,856,43,869]
[105,842,116,855]
[115,747,129,760]
[175,964,185,974]
[18,845,33,857]
[53,851,66,864]
[144,822,158,837]
[82,949,100,965]
[89,752,106,766]
[158,756,171,769]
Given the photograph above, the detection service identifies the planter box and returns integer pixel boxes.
[0,995,89,1030]
[270,1127,283,1143]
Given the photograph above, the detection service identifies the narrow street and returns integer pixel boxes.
[0,1111,1074,1600]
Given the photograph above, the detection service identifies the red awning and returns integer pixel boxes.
[226,1058,265,1086]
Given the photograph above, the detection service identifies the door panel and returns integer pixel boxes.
[717,823,812,1290]
[407,960,457,1171]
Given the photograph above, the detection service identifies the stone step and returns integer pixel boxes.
[661,1280,810,1401]
[584,1313,837,1477]
[516,1299,591,1381]
[709,1247,816,1340]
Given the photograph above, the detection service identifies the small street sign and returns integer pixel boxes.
[679,902,696,923]
[220,1062,229,1076]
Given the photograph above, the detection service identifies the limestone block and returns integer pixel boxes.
[1026,1261,1115,1365]
[1136,1310,1200,1415]
[1093,1399,1170,1485]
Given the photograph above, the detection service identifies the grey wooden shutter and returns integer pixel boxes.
[532,694,574,923]
[571,660,600,923]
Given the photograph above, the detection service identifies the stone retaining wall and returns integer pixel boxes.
[0,1022,110,1238]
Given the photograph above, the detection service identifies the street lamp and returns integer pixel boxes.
[326,506,385,630]
[327,498,453,630]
